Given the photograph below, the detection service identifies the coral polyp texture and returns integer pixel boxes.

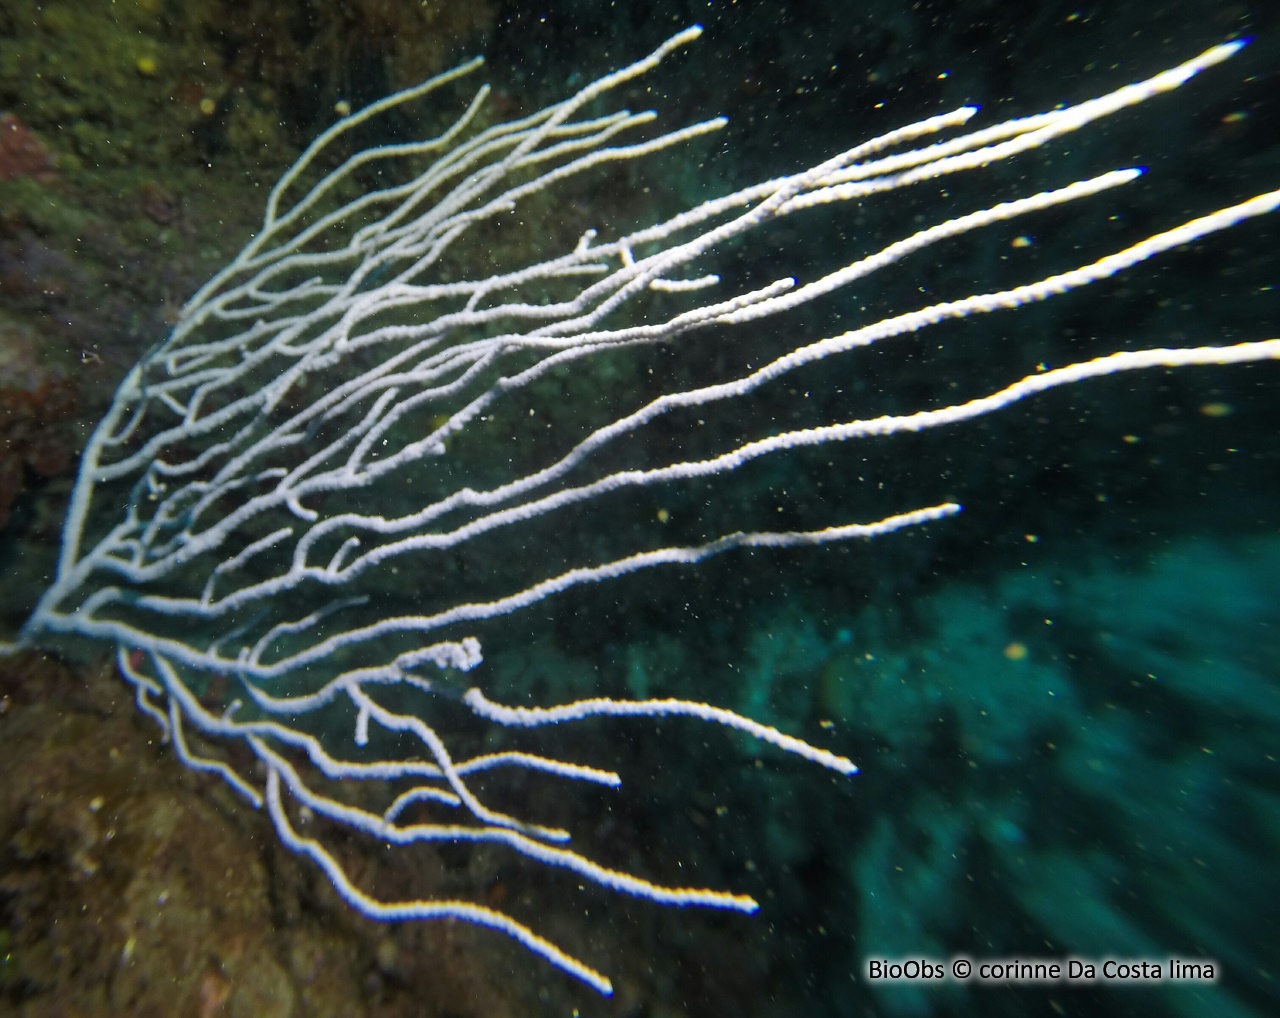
[7,26,1277,994]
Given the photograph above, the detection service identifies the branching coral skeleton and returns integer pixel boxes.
[7,25,1277,994]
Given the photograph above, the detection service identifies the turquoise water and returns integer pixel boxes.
[0,1,1276,1015]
